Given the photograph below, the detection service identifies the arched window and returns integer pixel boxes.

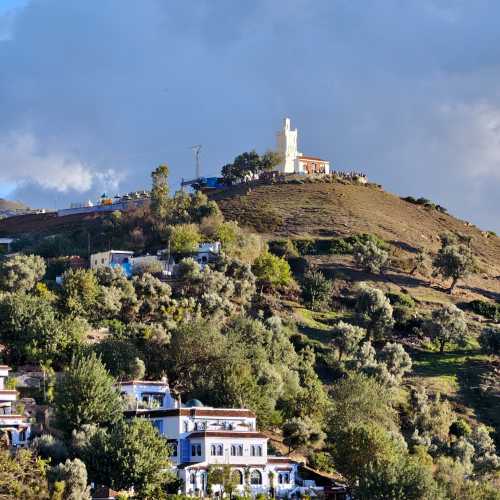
[238,445,243,456]
[232,470,243,485]
[184,421,189,432]
[196,444,201,456]
[231,445,236,456]
[250,445,255,456]
[210,445,216,456]
[216,444,223,456]
[190,473,196,485]
[278,473,289,484]
[256,445,262,456]
[250,470,262,485]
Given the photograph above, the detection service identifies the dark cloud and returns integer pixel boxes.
[0,0,498,231]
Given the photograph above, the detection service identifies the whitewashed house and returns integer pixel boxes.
[0,365,31,447]
[120,379,308,497]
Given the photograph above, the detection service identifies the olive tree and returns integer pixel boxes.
[423,304,468,352]
[432,234,476,293]
[355,284,394,340]
[353,241,389,274]
[330,321,366,360]
[0,254,46,292]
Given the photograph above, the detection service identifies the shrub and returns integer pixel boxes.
[387,292,415,308]
[293,238,317,256]
[252,253,294,288]
[479,327,500,355]
[301,269,333,310]
[353,241,389,274]
[465,299,499,321]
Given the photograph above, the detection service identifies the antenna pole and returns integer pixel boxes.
[189,145,202,179]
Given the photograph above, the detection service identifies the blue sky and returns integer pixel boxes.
[0,0,499,232]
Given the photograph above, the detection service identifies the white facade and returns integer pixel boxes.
[276,117,330,175]
[120,380,305,497]
[0,365,31,447]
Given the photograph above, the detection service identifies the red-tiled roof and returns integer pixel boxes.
[298,155,329,162]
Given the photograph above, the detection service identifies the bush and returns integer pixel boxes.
[479,327,500,355]
[387,292,415,308]
[353,241,389,274]
[301,270,333,311]
[464,299,499,321]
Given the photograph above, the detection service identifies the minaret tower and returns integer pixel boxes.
[276,117,300,173]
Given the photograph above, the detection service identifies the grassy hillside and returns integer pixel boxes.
[212,179,500,301]
[0,198,28,210]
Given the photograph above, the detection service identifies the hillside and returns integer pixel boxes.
[211,180,500,302]
[0,198,28,211]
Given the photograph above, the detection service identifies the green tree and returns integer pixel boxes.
[260,150,283,171]
[424,304,468,352]
[61,269,100,319]
[283,416,325,452]
[150,164,171,230]
[353,456,443,500]
[331,421,406,485]
[301,269,333,310]
[0,292,86,365]
[31,434,69,465]
[82,419,172,499]
[353,241,389,274]
[355,284,394,340]
[54,353,123,436]
[0,447,50,499]
[252,252,294,289]
[331,321,366,360]
[48,458,91,500]
[0,253,46,292]
[433,234,476,293]
[168,223,201,254]
[328,372,398,437]
[93,338,146,380]
[207,464,239,498]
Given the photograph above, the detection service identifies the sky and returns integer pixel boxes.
[0,0,499,232]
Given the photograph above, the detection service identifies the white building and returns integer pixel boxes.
[90,250,135,277]
[0,365,31,447]
[276,118,330,175]
[120,380,310,497]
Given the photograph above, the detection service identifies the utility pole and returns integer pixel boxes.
[189,144,202,179]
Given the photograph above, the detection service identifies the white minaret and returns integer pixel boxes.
[276,117,301,173]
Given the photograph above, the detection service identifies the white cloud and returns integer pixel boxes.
[0,131,98,192]
[437,102,500,179]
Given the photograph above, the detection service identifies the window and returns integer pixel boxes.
[184,421,189,433]
[169,440,178,457]
[231,444,243,456]
[250,470,262,485]
[278,473,290,484]
[251,445,262,457]
[216,444,223,456]
[210,444,216,456]
[197,444,201,456]
[190,473,196,485]
[191,444,196,456]
[232,470,243,485]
